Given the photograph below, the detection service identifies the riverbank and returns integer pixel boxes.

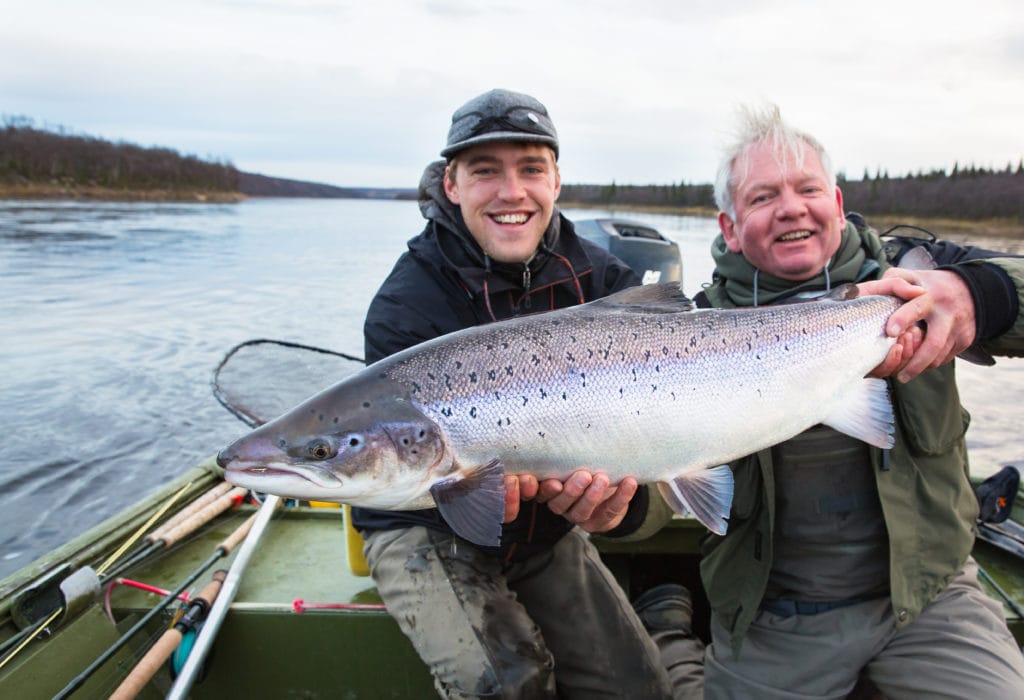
[0,182,244,203]
[3,188,1021,250]
[560,200,1024,250]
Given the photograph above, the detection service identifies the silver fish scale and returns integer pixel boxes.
[383,294,899,481]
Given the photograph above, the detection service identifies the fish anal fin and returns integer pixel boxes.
[430,458,505,547]
[822,377,895,449]
[657,465,733,535]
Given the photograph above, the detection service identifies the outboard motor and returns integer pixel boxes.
[574,218,682,285]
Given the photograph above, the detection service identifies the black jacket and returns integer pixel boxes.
[353,162,642,561]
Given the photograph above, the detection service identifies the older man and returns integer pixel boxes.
[695,104,1024,699]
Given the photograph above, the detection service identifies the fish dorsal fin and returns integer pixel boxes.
[430,459,505,547]
[823,283,860,301]
[590,283,695,313]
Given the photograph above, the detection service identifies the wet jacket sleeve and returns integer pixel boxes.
[966,256,1024,356]
[900,237,1023,352]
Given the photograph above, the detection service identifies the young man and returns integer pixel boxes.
[696,104,1024,699]
[352,89,674,699]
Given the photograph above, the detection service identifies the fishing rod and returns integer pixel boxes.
[101,484,246,582]
[52,506,262,699]
[107,570,227,700]
[166,494,281,700]
[0,481,212,665]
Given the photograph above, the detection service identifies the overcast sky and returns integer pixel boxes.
[4,0,1022,188]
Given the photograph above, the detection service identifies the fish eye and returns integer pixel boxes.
[307,440,336,461]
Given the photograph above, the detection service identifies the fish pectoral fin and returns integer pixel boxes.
[657,465,733,536]
[823,377,895,449]
[430,459,505,547]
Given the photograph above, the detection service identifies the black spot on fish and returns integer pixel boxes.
[521,396,528,405]
[469,371,478,383]
[631,368,637,382]
[505,366,514,377]
[538,431,545,438]
[427,372,435,381]
[441,407,452,417]
[487,369,496,380]
[455,360,462,369]
[362,401,370,408]
[562,392,567,400]
[470,407,477,418]
[566,351,575,362]
[652,385,657,392]
[580,372,587,387]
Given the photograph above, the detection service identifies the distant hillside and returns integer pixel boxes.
[1,117,238,198]
[2,117,1022,224]
[237,171,414,199]
[0,117,415,201]
[561,165,1024,223]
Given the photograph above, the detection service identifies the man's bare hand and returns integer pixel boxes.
[858,268,976,383]
[503,470,639,533]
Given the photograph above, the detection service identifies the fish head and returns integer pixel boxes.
[217,372,452,509]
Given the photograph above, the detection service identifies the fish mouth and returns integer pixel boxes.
[226,461,342,488]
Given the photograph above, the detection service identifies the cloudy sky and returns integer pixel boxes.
[4,0,1022,188]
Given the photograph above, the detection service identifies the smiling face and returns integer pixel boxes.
[718,140,845,281]
[443,142,561,263]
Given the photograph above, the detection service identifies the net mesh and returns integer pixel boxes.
[212,339,365,427]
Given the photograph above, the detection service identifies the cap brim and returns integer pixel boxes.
[441,132,559,159]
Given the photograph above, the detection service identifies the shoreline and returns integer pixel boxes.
[0,183,245,203]
[3,187,1021,246]
[559,200,1024,246]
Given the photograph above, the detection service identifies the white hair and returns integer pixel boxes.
[714,104,837,218]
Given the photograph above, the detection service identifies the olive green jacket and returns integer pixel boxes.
[698,225,1024,654]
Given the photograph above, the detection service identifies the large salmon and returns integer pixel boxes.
[218,283,898,545]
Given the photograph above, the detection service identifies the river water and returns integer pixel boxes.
[1,198,1021,581]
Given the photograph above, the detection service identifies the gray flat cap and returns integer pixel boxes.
[441,88,559,159]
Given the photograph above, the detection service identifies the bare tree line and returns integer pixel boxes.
[3,116,1022,221]
[0,117,238,192]
[561,164,1024,221]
